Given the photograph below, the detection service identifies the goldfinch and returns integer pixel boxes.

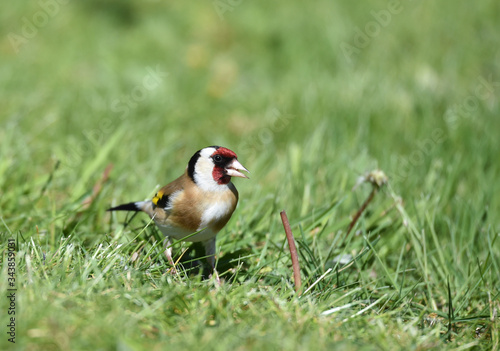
[108,146,249,280]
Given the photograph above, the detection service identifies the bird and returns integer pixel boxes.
[107,146,249,281]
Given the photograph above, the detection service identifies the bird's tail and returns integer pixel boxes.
[107,202,142,212]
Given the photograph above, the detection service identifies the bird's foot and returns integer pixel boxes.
[209,269,221,285]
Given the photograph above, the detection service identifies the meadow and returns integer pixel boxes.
[0,1,499,350]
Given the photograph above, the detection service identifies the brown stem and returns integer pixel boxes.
[280,210,302,294]
[345,187,377,242]
[82,163,114,209]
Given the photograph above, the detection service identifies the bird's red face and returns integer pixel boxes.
[188,146,249,188]
[210,147,249,185]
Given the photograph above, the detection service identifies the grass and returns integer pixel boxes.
[0,0,499,350]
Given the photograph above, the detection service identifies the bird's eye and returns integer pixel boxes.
[213,155,223,163]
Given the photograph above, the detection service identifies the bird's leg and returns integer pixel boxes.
[163,237,177,274]
[204,238,220,284]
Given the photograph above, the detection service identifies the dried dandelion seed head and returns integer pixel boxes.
[365,169,388,188]
[352,169,388,191]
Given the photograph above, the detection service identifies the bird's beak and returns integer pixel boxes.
[226,159,250,179]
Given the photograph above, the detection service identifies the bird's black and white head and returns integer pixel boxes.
[187,146,249,191]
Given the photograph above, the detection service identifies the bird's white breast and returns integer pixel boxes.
[200,200,234,228]
[155,199,233,243]
[157,222,217,242]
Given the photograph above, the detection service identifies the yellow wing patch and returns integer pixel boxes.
[152,190,169,208]
[152,191,162,206]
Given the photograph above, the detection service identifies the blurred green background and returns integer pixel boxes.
[0,0,499,350]
[1,1,499,215]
